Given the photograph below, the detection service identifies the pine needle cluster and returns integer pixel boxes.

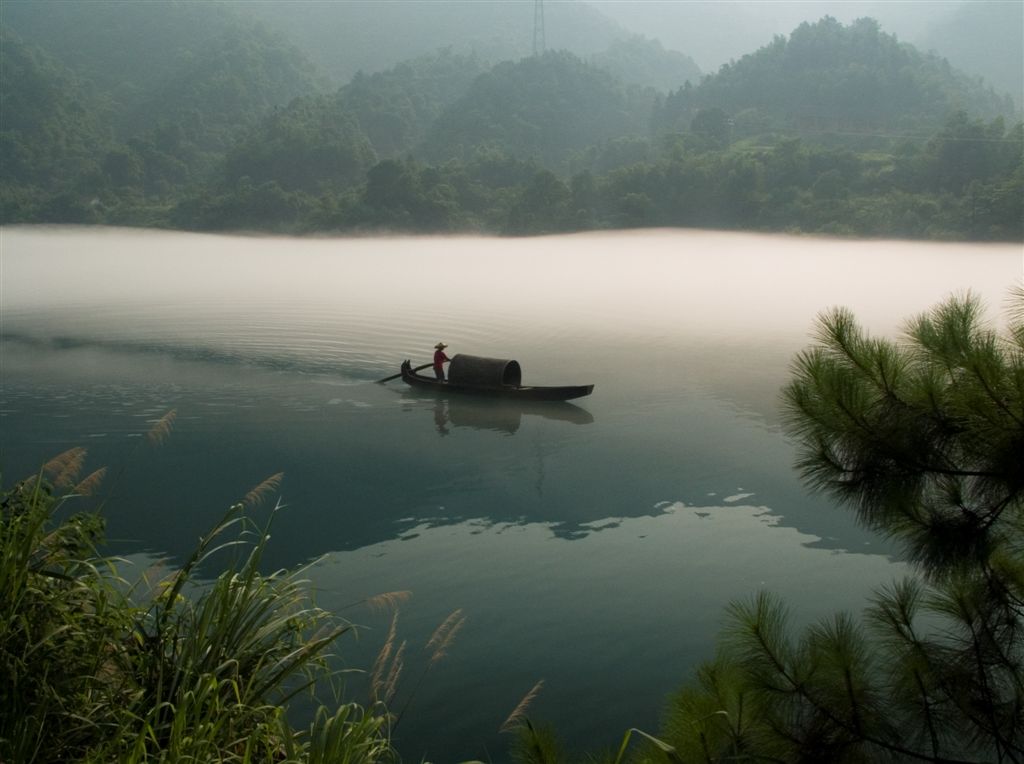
[655,288,1024,763]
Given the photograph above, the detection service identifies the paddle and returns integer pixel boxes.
[376,362,432,384]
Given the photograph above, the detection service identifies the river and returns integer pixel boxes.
[1,225,1020,760]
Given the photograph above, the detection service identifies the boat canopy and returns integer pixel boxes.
[448,354,522,387]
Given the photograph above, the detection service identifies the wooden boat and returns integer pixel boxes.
[400,355,594,401]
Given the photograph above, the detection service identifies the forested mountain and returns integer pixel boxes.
[221,97,376,194]
[122,26,320,152]
[336,50,488,159]
[592,0,1022,109]
[2,0,324,138]
[0,3,1020,240]
[1,1,245,103]
[420,51,655,167]
[0,29,110,192]
[653,17,1016,142]
[2,0,323,198]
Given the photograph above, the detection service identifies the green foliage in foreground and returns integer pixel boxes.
[0,476,393,763]
[658,291,1024,762]
[509,289,1024,762]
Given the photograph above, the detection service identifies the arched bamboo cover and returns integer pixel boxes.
[447,354,522,387]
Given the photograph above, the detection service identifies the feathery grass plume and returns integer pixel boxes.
[382,640,406,706]
[243,472,284,508]
[365,590,413,614]
[371,611,400,702]
[426,608,466,664]
[42,447,87,489]
[72,467,107,497]
[500,679,544,733]
[392,609,467,728]
[145,409,176,445]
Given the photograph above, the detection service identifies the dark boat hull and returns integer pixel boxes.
[400,363,593,401]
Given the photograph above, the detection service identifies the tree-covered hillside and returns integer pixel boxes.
[0,5,1020,240]
[1,0,323,202]
[654,17,1016,142]
[2,0,324,139]
[420,51,656,167]
[337,50,488,160]
[0,29,111,192]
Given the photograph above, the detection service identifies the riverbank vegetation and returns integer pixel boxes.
[509,289,1024,762]
[2,3,1021,240]
[0,466,394,763]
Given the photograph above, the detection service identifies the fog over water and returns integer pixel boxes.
[2,226,1021,760]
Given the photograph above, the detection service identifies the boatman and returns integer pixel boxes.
[433,342,451,381]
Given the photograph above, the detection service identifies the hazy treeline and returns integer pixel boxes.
[1,2,1020,240]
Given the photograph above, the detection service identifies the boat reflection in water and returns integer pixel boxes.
[399,389,594,435]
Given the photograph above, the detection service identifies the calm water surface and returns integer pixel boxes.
[2,226,1020,761]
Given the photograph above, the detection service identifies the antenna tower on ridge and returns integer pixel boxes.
[533,0,546,56]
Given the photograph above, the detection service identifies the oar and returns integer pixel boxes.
[376,362,432,384]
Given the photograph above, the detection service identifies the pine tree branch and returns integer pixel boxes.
[747,613,978,763]
[968,360,1024,429]
[964,616,1021,763]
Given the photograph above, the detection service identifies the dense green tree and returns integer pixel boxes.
[337,50,486,158]
[689,108,732,151]
[222,95,376,193]
[0,29,110,193]
[504,170,573,234]
[169,179,317,232]
[2,1,324,138]
[354,158,462,232]
[126,24,321,160]
[656,17,1017,147]
[656,291,1024,762]
[918,112,1019,193]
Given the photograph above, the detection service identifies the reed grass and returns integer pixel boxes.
[362,590,412,614]
[0,463,394,763]
[145,409,177,445]
[72,467,107,497]
[243,471,285,508]
[426,608,466,665]
[500,680,545,733]
[41,445,87,489]
[370,612,401,704]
